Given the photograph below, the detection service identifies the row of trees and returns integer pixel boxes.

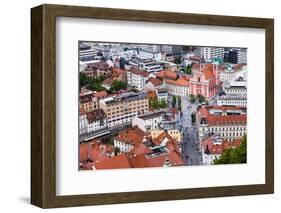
[189,94,208,104]
[172,95,182,111]
[213,136,247,164]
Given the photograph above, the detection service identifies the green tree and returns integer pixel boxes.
[79,73,90,87]
[191,112,196,123]
[108,136,114,146]
[172,96,177,108]
[159,99,168,108]
[174,57,182,64]
[213,136,247,164]
[110,80,127,92]
[197,94,206,103]
[177,95,182,111]
[189,94,196,103]
[149,98,167,109]
[114,147,120,156]
[183,63,194,75]
[80,73,106,91]
[149,98,157,109]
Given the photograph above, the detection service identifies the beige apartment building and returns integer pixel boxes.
[99,92,149,128]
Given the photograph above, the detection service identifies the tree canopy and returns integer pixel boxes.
[183,62,194,75]
[149,98,167,109]
[213,136,247,164]
[110,80,127,92]
[79,73,106,91]
[189,94,196,103]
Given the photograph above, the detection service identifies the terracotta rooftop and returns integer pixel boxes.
[207,115,247,125]
[79,93,94,104]
[102,78,114,86]
[148,77,163,86]
[198,106,246,125]
[114,126,148,147]
[155,70,177,80]
[86,109,106,123]
[93,91,108,98]
[112,67,125,78]
[128,69,149,78]
[153,131,175,146]
[166,77,189,87]
[87,61,110,70]
[93,153,132,170]
[79,140,111,164]
[202,137,242,155]
[203,69,214,80]
[147,151,185,167]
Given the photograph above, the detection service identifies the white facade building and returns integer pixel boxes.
[86,109,108,133]
[138,50,162,61]
[219,65,247,82]
[165,78,190,96]
[79,110,88,134]
[127,69,149,91]
[128,59,163,73]
[223,80,247,95]
[217,95,247,108]
[156,88,168,103]
[132,111,164,131]
[197,106,247,142]
[238,49,247,64]
[113,139,134,153]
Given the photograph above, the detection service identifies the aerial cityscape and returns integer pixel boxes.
[79,42,247,170]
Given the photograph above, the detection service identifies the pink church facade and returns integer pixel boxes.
[190,63,221,100]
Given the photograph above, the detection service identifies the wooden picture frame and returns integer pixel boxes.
[31,4,274,208]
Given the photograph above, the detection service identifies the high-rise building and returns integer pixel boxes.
[201,47,224,60]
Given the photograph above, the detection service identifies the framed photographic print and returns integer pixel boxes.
[31,4,274,208]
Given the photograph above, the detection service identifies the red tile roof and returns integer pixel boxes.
[153,131,175,146]
[148,77,163,86]
[128,69,149,77]
[93,153,132,170]
[203,69,214,80]
[112,67,125,75]
[202,137,242,155]
[147,151,185,167]
[129,143,152,156]
[127,154,149,168]
[102,78,114,86]
[207,115,247,125]
[93,91,108,98]
[198,106,247,125]
[156,70,177,80]
[86,109,106,123]
[87,61,109,70]
[166,77,189,87]
[114,126,148,147]
[79,141,111,163]
[79,93,94,104]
